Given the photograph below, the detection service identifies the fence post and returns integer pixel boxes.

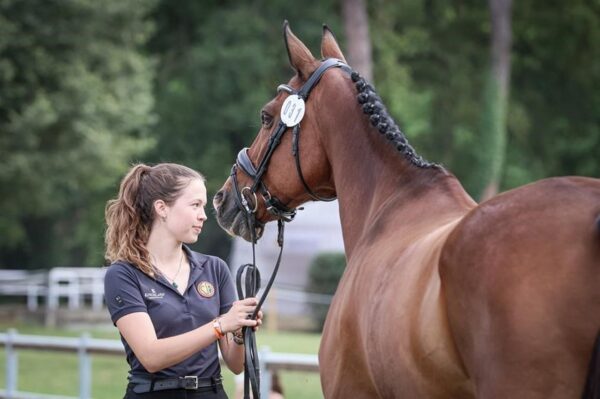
[78,332,91,399]
[6,329,18,398]
[259,346,271,399]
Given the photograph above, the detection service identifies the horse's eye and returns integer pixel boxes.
[261,111,273,127]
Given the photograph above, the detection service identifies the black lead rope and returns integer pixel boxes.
[235,210,285,399]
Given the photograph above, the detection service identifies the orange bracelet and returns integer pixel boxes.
[212,318,224,339]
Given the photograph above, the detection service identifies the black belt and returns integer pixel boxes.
[129,375,223,394]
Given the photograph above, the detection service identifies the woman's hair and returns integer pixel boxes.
[105,163,205,276]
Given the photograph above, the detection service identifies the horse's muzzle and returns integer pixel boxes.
[213,186,264,242]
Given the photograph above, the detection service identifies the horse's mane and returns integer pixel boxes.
[350,71,441,170]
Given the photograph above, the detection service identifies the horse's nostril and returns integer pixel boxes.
[213,190,225,207]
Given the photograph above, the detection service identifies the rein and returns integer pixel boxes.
[231,58,351,399]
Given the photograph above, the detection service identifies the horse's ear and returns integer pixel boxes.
[321,25,347,63]
[283,20,317,79]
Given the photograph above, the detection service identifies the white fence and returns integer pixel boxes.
[0,268,106,312]
[0,269,334,310]
[0,329,319,399]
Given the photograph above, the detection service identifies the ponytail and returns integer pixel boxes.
[104,163,204,276]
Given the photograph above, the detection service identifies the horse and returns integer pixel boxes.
[213,22,600,398]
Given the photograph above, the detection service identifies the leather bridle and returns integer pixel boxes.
[231,58,352,399]
[230,58,352,223]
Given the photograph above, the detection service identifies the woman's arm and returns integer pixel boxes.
[218,310,263,374]
[116,298,259,373]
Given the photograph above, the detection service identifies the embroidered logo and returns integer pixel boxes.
[144,288,165,300]
[114,295,124,307]
[197,281,215,298]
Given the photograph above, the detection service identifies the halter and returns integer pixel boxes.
[231,58,352,399]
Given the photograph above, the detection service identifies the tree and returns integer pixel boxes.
[342,0,373,82]
[147,0,341,259]
[370,0,490,196]
[369,0,598,198]
[0,0,156,268]
[476,0,513,200]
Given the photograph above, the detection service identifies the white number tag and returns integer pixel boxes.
[280,95,305,127]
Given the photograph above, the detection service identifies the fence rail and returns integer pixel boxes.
[0,329,319,399]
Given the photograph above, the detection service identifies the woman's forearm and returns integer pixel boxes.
[118,313,219,373]
[220,335,246,374]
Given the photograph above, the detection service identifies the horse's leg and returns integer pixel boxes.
[440,180,600,398]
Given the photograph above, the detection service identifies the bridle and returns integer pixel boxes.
[230,58,352,223]
[230,58,352,399]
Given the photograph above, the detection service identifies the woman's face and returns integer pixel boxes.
[163,178,208,244]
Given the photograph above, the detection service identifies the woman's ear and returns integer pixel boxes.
[153,200,168,220]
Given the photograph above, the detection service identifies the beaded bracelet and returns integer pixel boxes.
[232,329,244,345]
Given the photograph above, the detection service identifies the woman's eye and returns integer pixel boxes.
[261,111,273,127]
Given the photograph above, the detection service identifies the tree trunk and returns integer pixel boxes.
[342,0,373,83]
[479,0,513,200]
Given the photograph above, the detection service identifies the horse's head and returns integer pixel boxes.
[213,22,352,242]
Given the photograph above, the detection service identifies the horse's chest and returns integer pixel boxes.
[320,243,474,398]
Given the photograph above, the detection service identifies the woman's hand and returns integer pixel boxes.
[219,297,262,333]
[253,310,263,331]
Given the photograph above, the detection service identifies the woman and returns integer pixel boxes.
[104,163,261,398]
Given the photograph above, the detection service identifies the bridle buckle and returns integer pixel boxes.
[240,186,258,213]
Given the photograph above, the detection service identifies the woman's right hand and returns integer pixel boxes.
[219,297,259,333]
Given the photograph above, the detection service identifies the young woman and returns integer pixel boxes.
[104,163,262,398]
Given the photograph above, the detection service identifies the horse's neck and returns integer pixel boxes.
[326,120,476,257]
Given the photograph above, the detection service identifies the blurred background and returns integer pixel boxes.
[0,0,598,397]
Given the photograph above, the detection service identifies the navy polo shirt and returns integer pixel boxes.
[104,246,236,378]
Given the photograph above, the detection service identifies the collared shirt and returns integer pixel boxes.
[104,246,236,378]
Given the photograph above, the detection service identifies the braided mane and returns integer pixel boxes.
[350,71,441,170]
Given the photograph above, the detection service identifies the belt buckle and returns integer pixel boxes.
[183,376,198,389]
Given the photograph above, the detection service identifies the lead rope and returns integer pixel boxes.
[236,208,285,399]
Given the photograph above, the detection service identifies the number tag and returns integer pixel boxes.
[280,95,306,127]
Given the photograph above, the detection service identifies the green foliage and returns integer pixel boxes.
[0,0,598,270]
[308,252,346,331]
[506,0,600,185]
[146,0,340,258]
[0,0,156,268]
[370,0,490,196]
[370,0,599,198]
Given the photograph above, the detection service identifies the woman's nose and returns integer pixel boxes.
[199,207,207,220]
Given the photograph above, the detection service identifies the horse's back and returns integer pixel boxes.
[441,176,600,398]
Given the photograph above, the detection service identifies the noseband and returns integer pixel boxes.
[230,58,352,223]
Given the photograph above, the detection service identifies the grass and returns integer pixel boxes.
[0,323,323,399]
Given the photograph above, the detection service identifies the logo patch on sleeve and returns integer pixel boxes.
[196,281,215,298]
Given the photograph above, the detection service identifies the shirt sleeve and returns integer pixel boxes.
[216,257,237,315]
[104,263,147,325]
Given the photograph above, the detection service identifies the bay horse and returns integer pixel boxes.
[213,22,600,398]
